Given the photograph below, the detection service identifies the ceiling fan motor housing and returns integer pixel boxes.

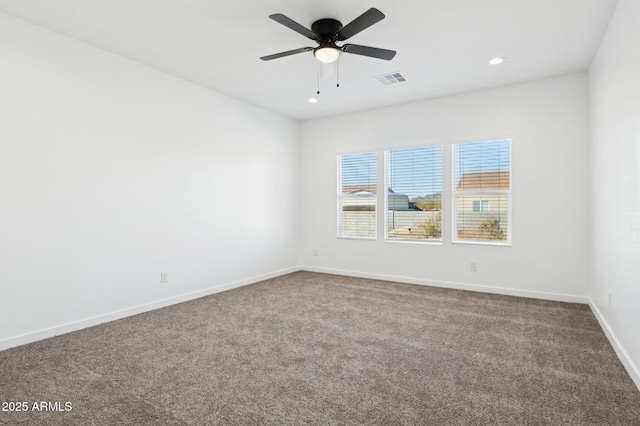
[311,19,342,43]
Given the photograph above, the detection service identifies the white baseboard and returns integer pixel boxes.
[0,266,299,352]
[301,265,590,304]
[588,300,640,391]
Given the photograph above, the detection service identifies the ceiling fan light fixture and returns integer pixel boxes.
[314,46,340,63]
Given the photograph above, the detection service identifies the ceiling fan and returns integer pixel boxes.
[260,8,396,63]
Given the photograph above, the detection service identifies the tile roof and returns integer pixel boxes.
[456,171,510,191]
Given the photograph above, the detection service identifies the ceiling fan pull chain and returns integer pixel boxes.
[336,59,340,88]
[317,66,321,95]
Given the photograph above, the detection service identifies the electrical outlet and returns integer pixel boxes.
[470,262,478,272]
[608,291,612,308]
[160,272,168,283]
[314,249,319,257]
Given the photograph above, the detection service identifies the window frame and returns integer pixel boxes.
[384,144,444,244]
[451,139,512,246]
[337,151,378,240]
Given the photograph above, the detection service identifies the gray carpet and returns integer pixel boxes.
[1,271,639,425]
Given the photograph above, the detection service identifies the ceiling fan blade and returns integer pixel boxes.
[337,8,385,41]
[269,14,317,40]
[342,44,396,60]
[260,47,313,61]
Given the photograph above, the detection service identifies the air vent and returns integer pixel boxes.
[375,72,407,86]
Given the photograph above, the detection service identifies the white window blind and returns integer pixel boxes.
[453,139,511,244]
[337,152,377,239]
[385,146,442,241]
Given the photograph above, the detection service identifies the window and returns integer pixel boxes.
[452,139,511,244]
[472,200,490,212]
[337,152,377,238]
[385,146,442,242]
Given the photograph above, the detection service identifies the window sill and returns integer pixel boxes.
[452,240,511,247]
[385,238,442,246]
[337,236,377,241]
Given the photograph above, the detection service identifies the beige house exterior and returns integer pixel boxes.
[455,171,510,213]
[455,171,510,241]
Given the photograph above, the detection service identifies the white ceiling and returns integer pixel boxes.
[0,0,618,121]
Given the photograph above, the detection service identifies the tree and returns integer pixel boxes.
[418,212,442,239]
[478,217,505,240]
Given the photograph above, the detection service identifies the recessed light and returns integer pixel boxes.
[489,57,506,65]
[308,98,318,103]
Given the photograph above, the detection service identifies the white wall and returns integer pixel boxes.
[588,0,640,388]
[299,74,590,301]
[0,13,299,348]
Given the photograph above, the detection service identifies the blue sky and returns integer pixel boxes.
[388,146,442,198]
[453,139,511,183]
[341,152,377,187]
